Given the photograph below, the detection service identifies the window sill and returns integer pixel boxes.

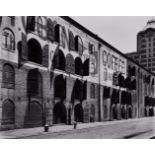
[26,61,48,68]
[2,47,15,53]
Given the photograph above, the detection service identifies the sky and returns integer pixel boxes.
[71,16,152,54]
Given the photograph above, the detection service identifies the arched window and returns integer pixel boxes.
[75,36,83,54]
[2,28,15,51]
[36,17,43,36]
[27,69,42,97]
[28,39,42,64]
[90,84,95,98]
[55,24,65,47]
[52,49,66,71]
[2,99,15,125]
[2,64,15,89]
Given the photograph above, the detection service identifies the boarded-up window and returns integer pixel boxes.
[42,44,49,67]
[8,16,15,26]
[89,43,95,54]
[2,64,15,89]
[66,53,75,74]
[83,81,87,100]
[55,24,65,48]
[36,17,43,37]
[0,16,2,26]
[69,30,75,51]
[27,69,42,97]
[104,68,108,81]
[2,99,15,125]
[47,19,55,42]
[21,33,28,61]
[26,16,35,32]
[28,101,43,126]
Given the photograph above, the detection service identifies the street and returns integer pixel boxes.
[20,117,155,139]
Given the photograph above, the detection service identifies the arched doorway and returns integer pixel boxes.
[28,101,43,127]
[28,39,42,64]
[2,99,15,125]
[53,102,67,124]
[53,74,66,124]
[74,104,83,122]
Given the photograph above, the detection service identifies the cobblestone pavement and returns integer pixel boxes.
[0,117,155,139]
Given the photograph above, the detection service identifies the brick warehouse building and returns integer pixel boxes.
[0,16,155,130]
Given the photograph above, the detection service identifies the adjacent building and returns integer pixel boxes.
[0,16,154,130]
[127,19,155,73]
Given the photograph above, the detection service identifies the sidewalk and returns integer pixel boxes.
[0,117,154,139]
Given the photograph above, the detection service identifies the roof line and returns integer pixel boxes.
[60,16,155,76]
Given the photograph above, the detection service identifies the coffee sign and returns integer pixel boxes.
[66,53,75,74]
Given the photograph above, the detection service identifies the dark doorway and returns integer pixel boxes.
[112,106,117,119]
[28,39,42,64]
[149,108,154,116]
[54,74,66,99]
[53,102,67,124]
[74,104,84,122]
